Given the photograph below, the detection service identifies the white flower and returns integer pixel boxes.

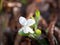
[18,16,35,34]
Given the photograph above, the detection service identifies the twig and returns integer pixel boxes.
[47,15,57,45]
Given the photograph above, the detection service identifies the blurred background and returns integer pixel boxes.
[0,0,60,45]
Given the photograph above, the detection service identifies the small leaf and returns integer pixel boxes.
[28,34,35,38]
[35,10,40,17]
[31,16,35,20]
[18,31,29,36]
[35,9,40,21]
[34,10,41,30]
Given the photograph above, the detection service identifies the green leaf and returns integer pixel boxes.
[18,31,29,36]
[31,16,35,20]
[35,10,40,17]
[35,9,40,22]
[28,34,35,38]
[34,10,41,30]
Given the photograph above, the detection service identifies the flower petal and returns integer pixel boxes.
[23,26,34,33]
[19,16,27,26]
[18,27,28,36]
[27,19,35,26]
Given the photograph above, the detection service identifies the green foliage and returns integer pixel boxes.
[30,10,42,38]
[34,9,41,30]
[35,9,40,22]
[18,31,29,36]
[20,0,27,5]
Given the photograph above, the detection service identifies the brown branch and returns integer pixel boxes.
[54,27,60,44]
[14,34,22,45]
[47,15,57,45]
[26,2,36,19]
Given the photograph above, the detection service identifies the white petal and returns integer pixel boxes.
[19,16,27,26]
[27,19,35,26]
[23,27,34,33]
